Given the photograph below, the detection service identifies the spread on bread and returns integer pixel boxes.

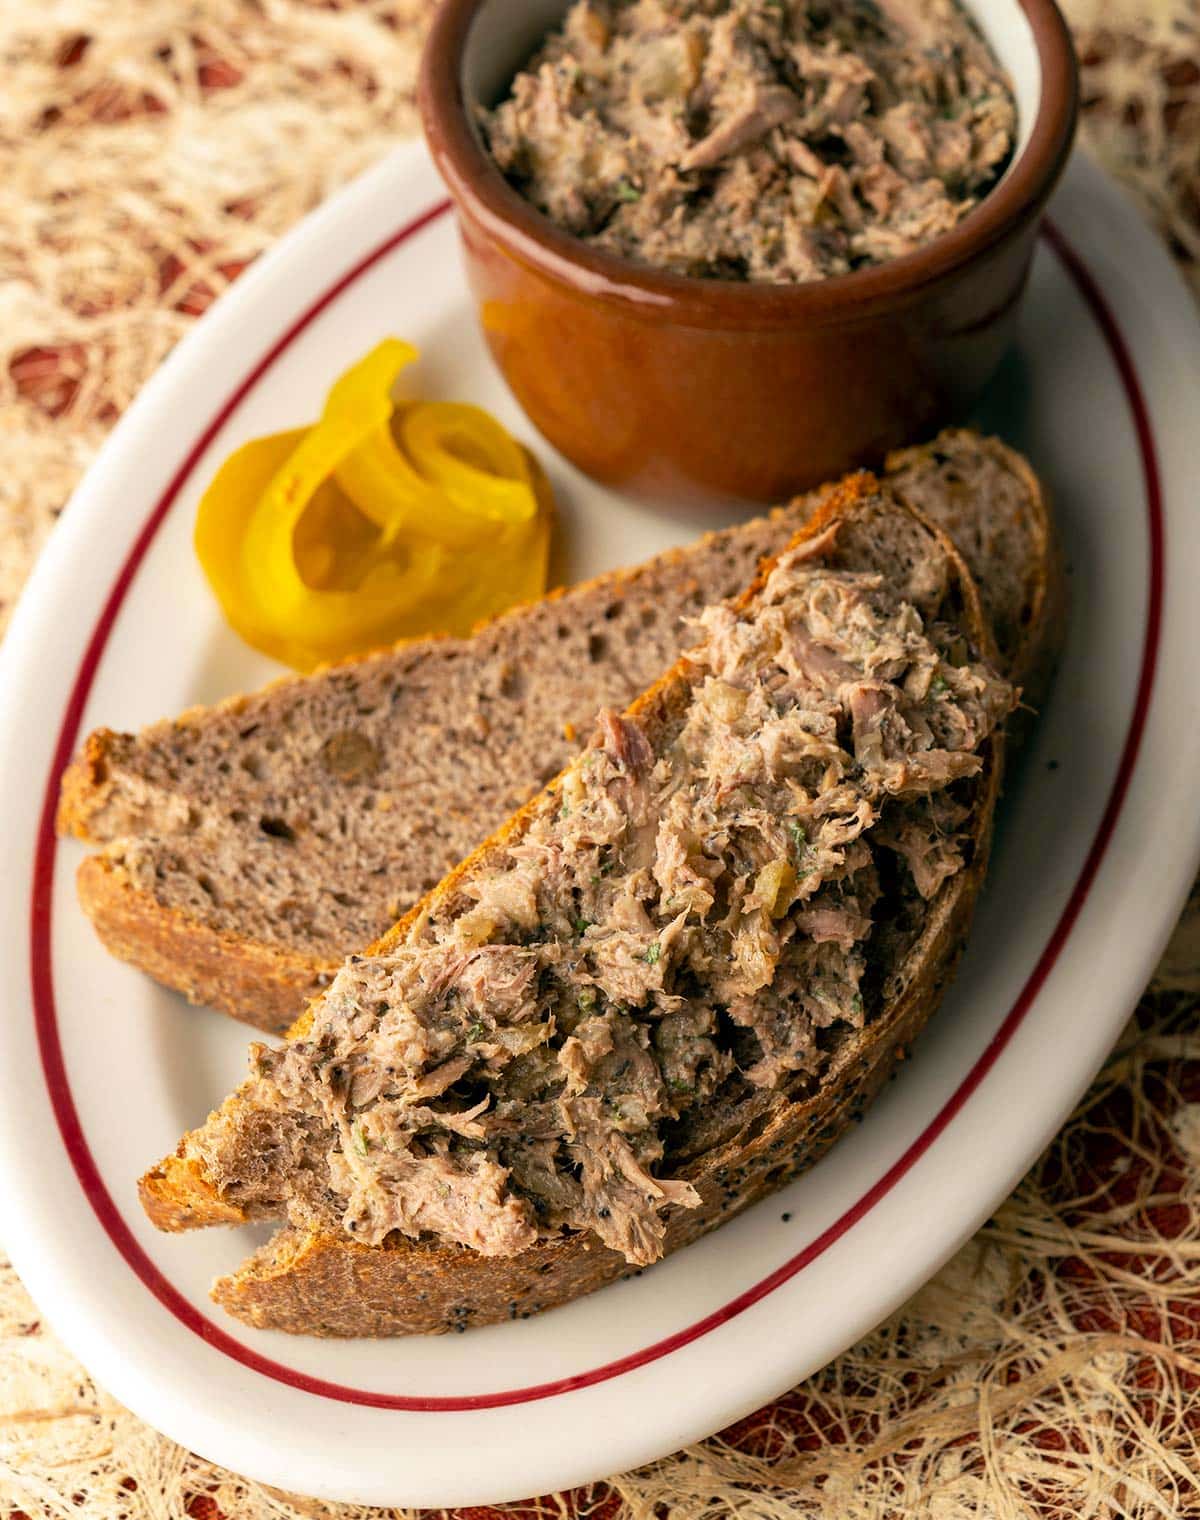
[61,433,1057,1042]
[481,0,1017,283]
[194,339,553,671]
[186,498,1013,1270]
[58,437,1066,1337]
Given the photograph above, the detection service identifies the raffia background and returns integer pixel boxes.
[1,2,1199,1515]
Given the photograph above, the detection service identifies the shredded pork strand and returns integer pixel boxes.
[481,0,1017,283]
[251,539,1013,1267]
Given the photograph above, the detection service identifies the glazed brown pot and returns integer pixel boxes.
[419,0,1078,507]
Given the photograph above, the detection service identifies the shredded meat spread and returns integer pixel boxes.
[481,0,1017,282]
[252,538,1013,1267]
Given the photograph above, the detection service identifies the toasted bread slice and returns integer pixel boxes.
[141,473,1013,1335]
[60,430,1062,1034]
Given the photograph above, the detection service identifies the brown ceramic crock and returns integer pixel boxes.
[419,0,1078,506]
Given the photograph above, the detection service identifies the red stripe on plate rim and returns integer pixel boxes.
[28,205,1163,1412]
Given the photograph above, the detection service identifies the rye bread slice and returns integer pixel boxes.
[59,430,1061,1035]
[140,474,1010,1335]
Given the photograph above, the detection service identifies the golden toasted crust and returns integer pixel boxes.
[57,728,116,839]
[76,855,330,1035]
[138,1153,250,1232]
[140,475,1008,1335]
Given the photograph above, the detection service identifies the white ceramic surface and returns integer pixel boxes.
[0,142,1198,1509]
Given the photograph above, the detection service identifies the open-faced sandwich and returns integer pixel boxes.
[113,449,1064,1336]
[60,432,1061,1033]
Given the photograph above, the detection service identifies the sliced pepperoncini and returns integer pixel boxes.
[194,339,554,672]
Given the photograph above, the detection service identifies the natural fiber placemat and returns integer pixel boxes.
[2,3,1198,1515]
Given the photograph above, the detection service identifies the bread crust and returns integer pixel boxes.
[140,475,1008,1336]
[56,728,116,839]
[76,855,330,1034]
